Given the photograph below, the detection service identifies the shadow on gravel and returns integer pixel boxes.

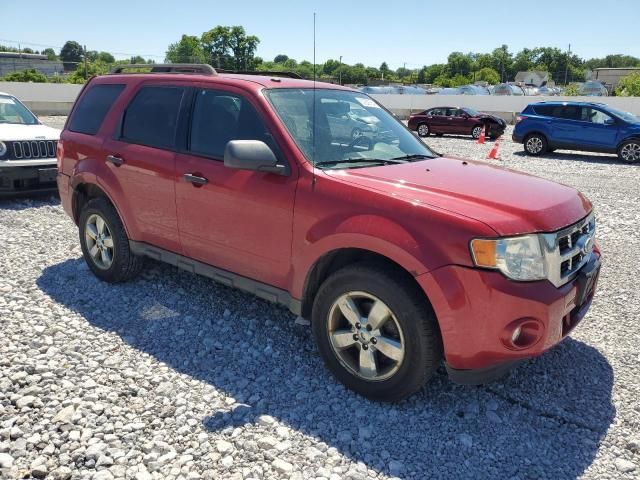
[38,258,615,479]
[0,195,60,211]
[512,150,626,165]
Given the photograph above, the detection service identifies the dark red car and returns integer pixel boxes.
[57,64,600,402]
[408,106,506,139]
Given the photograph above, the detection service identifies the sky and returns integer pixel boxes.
[2,0,639,69]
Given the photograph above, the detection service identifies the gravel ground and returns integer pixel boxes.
[1,117,639,480]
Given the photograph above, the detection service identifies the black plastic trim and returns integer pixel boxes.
[129,240,302,315]
[446,359,525,385]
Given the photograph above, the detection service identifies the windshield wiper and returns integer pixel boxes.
[315,158,408,168]
[390,154,434,161]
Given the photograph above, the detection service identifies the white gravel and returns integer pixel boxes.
[0,118,638,479]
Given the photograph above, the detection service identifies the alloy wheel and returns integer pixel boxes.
[621,142,640,163]
[526,136,544,154]
[326,291,405,381]
[418,124,429,137]
[472,126,483,138]
[84,213,114,270]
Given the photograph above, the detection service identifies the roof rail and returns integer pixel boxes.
[110,63,217,76]
[217,69,303,79]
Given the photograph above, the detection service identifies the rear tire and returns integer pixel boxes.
[417,123,430,137]
[618,139,640,163]
[79,197,144,283]
[311,263,443,402]
[524,133,548,156]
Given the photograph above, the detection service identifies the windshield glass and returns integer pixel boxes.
[606,106,638,123]
[463,107,480,116]
[265,88,436,168]
[0,95,39,125]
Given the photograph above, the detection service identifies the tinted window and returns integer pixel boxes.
[121,86,185,148]
[533,105,556,117]
[428,108,443,116]
[558,106,582,120]
[69,84,125,135]
[189,89,273,159]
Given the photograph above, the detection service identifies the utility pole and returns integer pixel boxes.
[339,55,342,85]
[564,43,571,86]
[84,45,88,79]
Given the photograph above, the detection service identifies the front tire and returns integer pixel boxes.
[524,133,548,156]
[312,263,443,402]
[618,140,640,163]
[417,123,430,137]
[79,197,144,283]
[471,125,484,139]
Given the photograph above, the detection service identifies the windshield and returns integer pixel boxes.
[463,107,481,116]
[0,95,39,125]
[265,88,436,168]
[606,106,638,123]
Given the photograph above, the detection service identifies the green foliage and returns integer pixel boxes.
[273,54,289,63]
[584,54,640,70]
[563,84,581,96]
[199,25,260,70]
[475,67,500,84]
[67,61,111,84]
[166,35,206,63]
[42,48,57,61]
[615,73,640,97]
[2,69,47,82]
[60,40,84,70]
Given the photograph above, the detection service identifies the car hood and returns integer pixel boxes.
[478,113,505,124]
[324,156,592,236]
[0,123,61,141]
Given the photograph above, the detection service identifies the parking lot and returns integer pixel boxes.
[1,117,639,479]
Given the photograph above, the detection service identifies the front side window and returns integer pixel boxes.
[189,89,275,159]
[0,95,39,125]
[587,108,614,125]
[121,86,185,149]
[265,88,436,167]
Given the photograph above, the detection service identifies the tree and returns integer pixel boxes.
[42,48,57,61]
[60,41,84,71]
[273,54,289,63]
[67,61,111,84]
[228,26,259,70]
[166,35,206,63]
[475,67,500,84]
[422,64,445,84]
[616,72,640,96]
[85,50,99,62]
[200,26,259,70]
[98,52,115,63]
[201,26,232,68]
[446,52,474,77]
[129,55,147,64]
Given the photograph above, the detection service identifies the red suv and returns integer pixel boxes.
[57,64,600,402]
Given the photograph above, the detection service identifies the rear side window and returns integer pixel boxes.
[68,84,125,135]
[121,86,185,149]
[533,105,556,117]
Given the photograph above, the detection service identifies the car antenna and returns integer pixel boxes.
[312,12,317,186]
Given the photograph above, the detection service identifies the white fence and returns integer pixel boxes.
[1,82,640,122]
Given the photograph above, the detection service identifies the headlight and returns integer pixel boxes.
[0,141,6,157]
[470,235,546,281]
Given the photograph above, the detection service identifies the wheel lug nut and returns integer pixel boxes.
[362,345,368,350]
[355,323,361,329]
[353,334,359,341]
[371,338,377,344]
[366,325,372,331]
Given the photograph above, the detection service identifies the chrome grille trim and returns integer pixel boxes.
[541,213,596,288]
[9,140,57,160]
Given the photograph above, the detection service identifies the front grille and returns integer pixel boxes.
[10,140,57,160]
[543,214,596,287]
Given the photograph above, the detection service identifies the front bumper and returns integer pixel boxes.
[417,253,600,379]
[0,164,58,196]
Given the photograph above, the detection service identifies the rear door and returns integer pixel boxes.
[101,84,186,253]
[174,86,297,288]
[549,105,584,147]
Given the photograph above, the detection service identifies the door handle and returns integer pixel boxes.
[106,154,124,166]
[183,173,208,185]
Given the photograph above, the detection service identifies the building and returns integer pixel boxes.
[0,52,65,77]
[514,71,550,87]
[592,67,640,90]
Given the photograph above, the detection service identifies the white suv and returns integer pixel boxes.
[0,92,60,196]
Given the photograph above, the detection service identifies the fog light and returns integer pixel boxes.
[511,325,522,344]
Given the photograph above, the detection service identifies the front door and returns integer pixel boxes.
[175,87,297,288]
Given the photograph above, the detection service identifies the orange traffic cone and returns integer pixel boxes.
[477,125,486,144]
[487,136,502,160]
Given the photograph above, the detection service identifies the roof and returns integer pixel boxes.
[97,71,353,93]
[529,100,608,107]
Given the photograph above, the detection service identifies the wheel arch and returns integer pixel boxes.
[617,135,640,150]
[71,181,131,237]
[299,247,435,321]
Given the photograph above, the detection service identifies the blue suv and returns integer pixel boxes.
[513,101,640,163]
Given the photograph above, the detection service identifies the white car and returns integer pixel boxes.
[0,92,60,196]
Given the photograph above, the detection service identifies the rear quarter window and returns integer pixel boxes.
[68,84,125,135]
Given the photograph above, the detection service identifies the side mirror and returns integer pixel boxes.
[224,140,288,176]
[604,118,615,126]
